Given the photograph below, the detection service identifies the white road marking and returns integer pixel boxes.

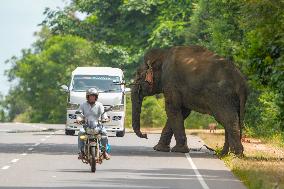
[33,143,40,146]
[185,153,210,189]
[11,159,19,163]
[52,175,56,178]
[2,166,10,170]
[30,125,46,130]
[28,148,34,151]
[21,153,27,156]
[0,130,10,132]
[45,136,51,138]
[189,151,206,154]
[41,138,46,142]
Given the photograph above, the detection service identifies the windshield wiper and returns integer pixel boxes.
[100,89,120,93]
[72,89,86,92]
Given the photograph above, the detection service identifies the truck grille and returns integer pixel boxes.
[112,116,122,121]
[68,114,77,119]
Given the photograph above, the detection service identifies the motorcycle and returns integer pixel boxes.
[75,106,112,173]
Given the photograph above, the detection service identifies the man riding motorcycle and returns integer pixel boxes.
[77,88,110,160]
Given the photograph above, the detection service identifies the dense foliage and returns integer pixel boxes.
[1,0,283,140]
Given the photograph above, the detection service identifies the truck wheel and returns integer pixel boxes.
[65,130,75,135]
[116,129,125,137]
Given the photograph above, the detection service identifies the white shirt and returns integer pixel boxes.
[79,101,108,126]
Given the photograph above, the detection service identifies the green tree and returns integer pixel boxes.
[42,0,195,80]
[6,31,98,123]
[240,0,284,130]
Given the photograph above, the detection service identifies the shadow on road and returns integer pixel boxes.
[58,168,243,189]
[1,167,242,189]
[0,167,243,189]
[0,142,212,158]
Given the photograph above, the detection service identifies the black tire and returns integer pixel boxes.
[116,129,125,137]
[90,147,97,173]
[65,129,75,135]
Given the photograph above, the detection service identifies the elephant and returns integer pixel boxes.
[131,45,248,156]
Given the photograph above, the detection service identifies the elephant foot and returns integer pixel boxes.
[171,144,190,153]
[153,143,170,152]
[220,144,244,157]
[231,146,244,157]
[220,147,229,157]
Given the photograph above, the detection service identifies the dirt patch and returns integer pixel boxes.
[194,130,284,189]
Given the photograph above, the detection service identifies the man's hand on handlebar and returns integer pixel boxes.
[75,120,85,124]
[101,118,110,123]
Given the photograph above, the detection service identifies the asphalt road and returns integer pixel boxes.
[0,123,247,189]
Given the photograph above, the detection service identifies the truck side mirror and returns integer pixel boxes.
[125,88,131,94]
[60,85,69,92]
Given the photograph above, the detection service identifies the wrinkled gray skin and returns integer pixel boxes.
[131,46,248,156]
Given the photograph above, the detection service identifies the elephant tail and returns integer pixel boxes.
[238,85,248,140]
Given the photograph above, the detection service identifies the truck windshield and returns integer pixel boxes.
[72,75,122,92]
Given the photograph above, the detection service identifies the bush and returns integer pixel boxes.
[185,112,218,129]
[244,86,283,144]
[140,96,167,128]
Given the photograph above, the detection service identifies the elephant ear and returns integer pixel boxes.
[145,60,154,85]
[144,48,165,90]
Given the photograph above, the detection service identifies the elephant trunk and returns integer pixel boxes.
[131,85,148,139]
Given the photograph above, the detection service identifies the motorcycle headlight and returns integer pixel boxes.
[112,104,124,111]
[79,135,87,141]
[67,103,80,110]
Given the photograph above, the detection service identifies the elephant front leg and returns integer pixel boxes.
[154,107,191,152]
[167,110,189,153]
[153,120,173,152]
[171,131,190,153]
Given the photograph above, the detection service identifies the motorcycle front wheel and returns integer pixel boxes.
[90,146,97,172]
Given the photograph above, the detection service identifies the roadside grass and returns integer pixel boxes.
[192,130,284,189]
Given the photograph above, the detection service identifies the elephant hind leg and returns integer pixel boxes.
[214,109,243,156]
[220,130,229,156]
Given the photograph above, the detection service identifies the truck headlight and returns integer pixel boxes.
[67,103,80,110]
[112,104,124,111]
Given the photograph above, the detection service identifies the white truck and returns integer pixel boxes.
[61,67,130,137]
